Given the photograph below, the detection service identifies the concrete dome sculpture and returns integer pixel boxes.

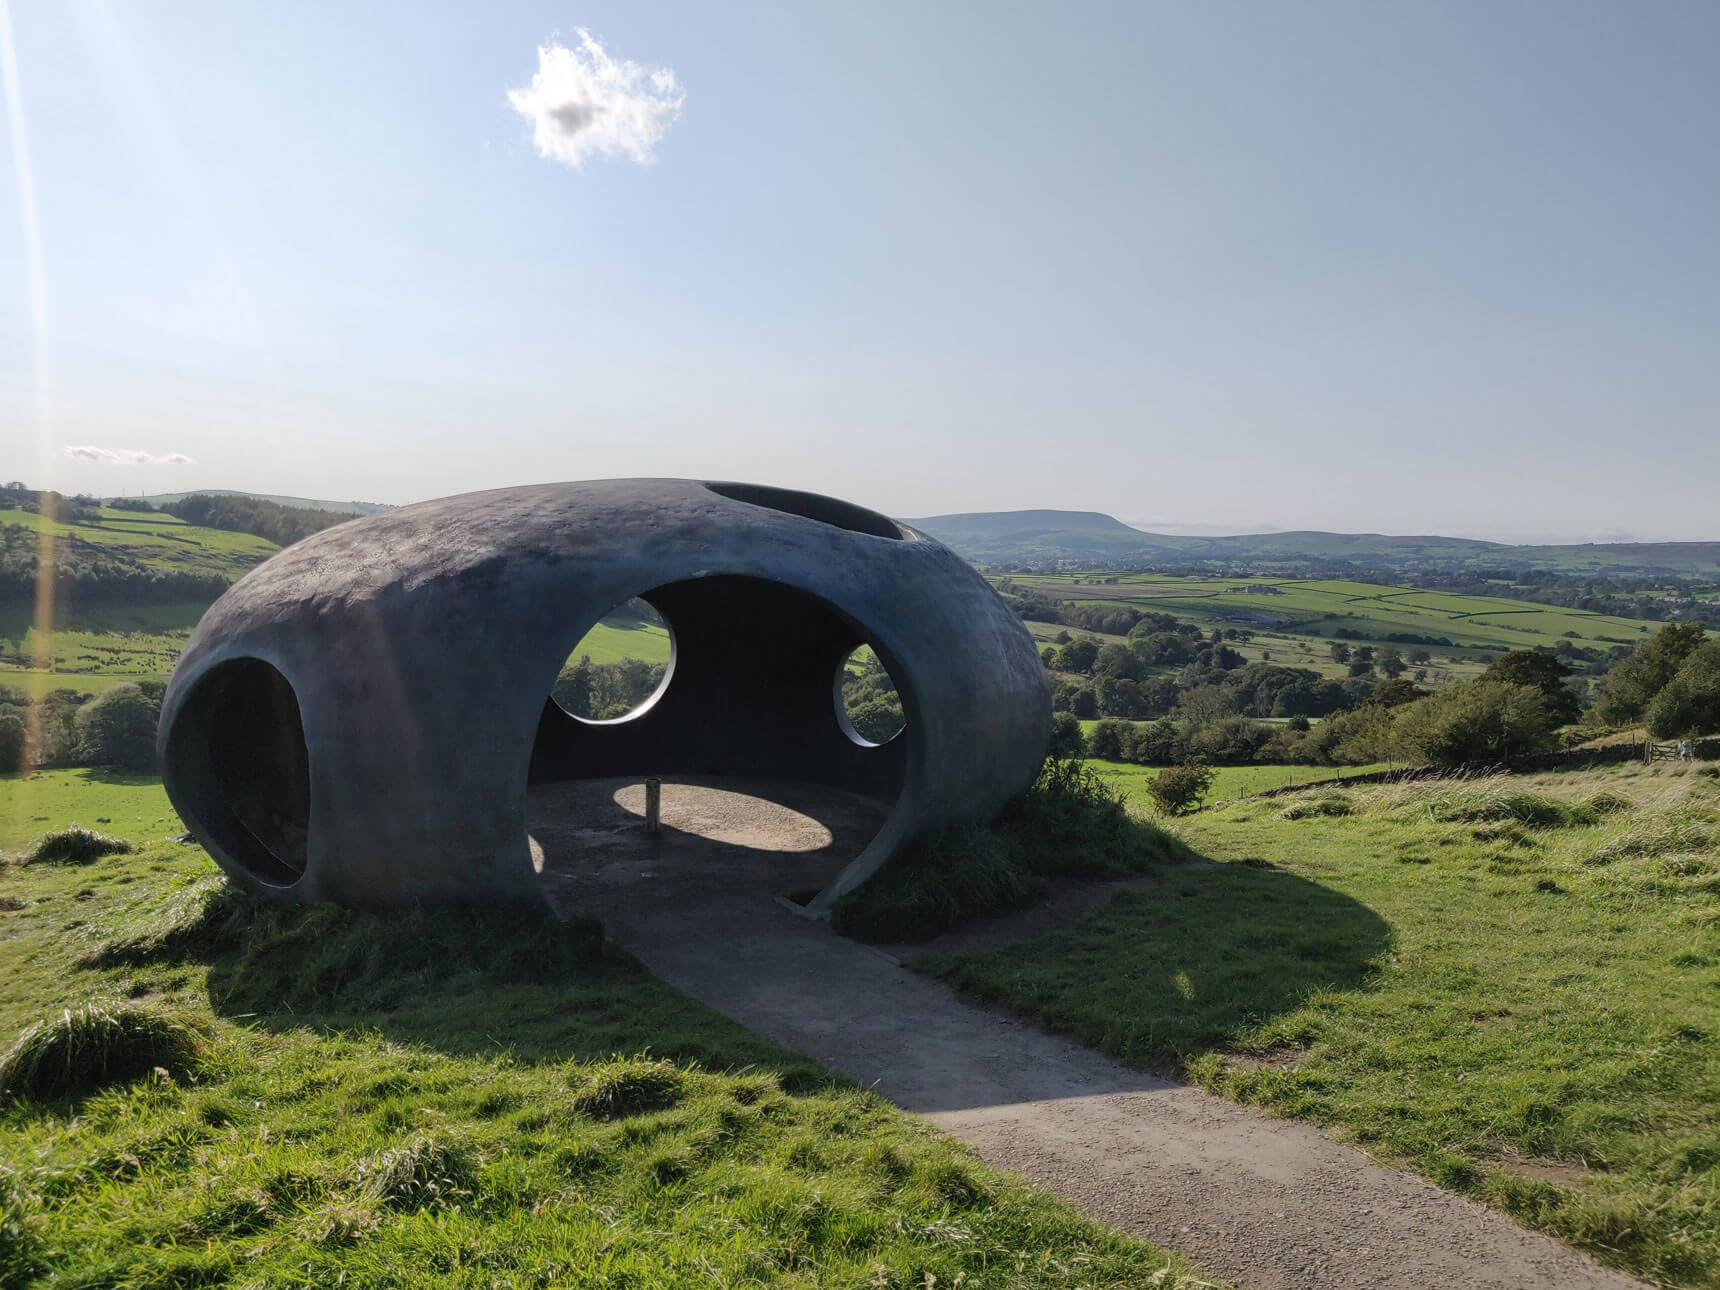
[158,479,1051,916]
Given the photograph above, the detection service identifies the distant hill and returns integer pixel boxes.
[910,510,1720,576]
[905,509,1142,538]
[136,491,392,516]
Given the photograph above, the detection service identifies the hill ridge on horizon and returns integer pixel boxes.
[909,508,1720,576]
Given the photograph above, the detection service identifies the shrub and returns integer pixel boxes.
[828,825,1045,942]
[21,825,134,865]
[0,713,23,774]
[568,1056,688,1119]
[1145,763,1214,816]
[832,754,1183,941]
[72,684,160,769]
[1390,680,1559,767]
[1050,711,1085,757]
[0,1003,207,1104]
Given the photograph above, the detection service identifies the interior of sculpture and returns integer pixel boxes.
[526,574,909,902]
[161,657,311,888]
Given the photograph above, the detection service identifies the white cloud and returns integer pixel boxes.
[65,445,193,466]
[508,30,683,168]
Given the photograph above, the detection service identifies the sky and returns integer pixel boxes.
[1,1,1715,544]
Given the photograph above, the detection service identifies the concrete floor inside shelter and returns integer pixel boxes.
[527,776,890,924]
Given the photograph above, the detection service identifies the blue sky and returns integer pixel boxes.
[1,1,1715,542]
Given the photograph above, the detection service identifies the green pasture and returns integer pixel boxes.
[561,616,673,668]
[0,603,207,696]
[922,763,1720,1286]
[1015,574,1653,653]
[0,768,181,853]
[0,779,1211,1289]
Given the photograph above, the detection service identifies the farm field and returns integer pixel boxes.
[922,762,1720,1287]
[1,503,278,580]
[1013,574,1654,654]
[560,615,673,668]
[0,778,1210,1289]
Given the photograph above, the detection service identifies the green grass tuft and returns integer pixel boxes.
[0,1002,206,1104]
[568,1055,688,1119]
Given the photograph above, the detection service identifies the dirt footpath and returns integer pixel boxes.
[532,778,1647,1290]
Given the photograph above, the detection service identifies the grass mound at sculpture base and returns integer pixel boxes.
[832,755,1188,942]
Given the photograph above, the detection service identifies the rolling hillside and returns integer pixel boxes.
[914,511,1720,575]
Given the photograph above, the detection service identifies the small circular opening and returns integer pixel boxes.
[704,481,903,540]
[835,644,906,746]
[551,597,675,724]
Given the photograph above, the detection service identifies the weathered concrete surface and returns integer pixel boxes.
[158,479,1049,911]
[533,779,1648,1290]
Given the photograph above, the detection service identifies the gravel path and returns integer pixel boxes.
[532,779,1648,1290]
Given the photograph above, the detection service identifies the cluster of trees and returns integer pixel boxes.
[1044,617,1389,725]
[162,494,352,548]
[839,650,905,743]
[1594,623,1719,738]
[0,681,162,773]
[551,657,667,721]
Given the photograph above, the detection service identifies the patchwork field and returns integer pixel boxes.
[1014,574,1654,653]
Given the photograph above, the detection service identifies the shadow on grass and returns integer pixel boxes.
[89,885,828,1088]
[919,856,1392,1072]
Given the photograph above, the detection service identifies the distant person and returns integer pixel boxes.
[1677,739,1692,761]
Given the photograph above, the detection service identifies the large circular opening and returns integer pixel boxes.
[550,597,675,724]
[166,658,310,888]
[835,644,906,746]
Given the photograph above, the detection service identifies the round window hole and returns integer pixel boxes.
[551,597,675,724]
[835,645,905,746]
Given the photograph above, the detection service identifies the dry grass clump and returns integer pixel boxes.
[1364,773,1611,830]
[568,1055,688,1119]
[1584,809,1716,869]
[349,1130,478,1210]
[1280,794,1353,820]
[0,1002,207,1104]
[19,826,134,866]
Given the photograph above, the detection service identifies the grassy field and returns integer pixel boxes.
[561,613,673,668]
[1015,574,1654,654]
[0,788,1214,1289]
[0,605,203,696]
[1088,758,1396,804]
[1,504,277,581]
[1,769,181,853]
[923,763,1720,1286]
